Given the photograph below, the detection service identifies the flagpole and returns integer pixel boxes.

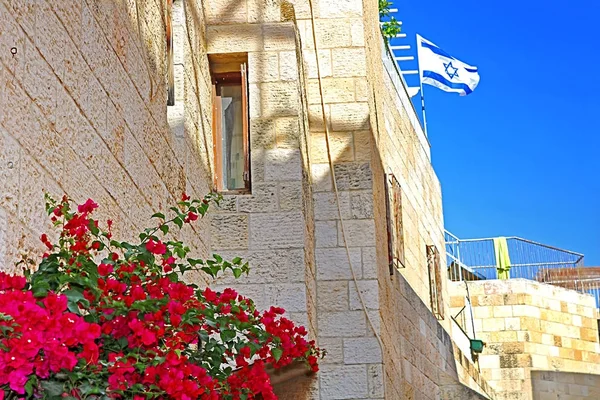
[416,34,429,137]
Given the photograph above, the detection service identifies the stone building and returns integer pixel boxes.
[1,0,599,399]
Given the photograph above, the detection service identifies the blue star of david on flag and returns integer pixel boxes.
[417,34,480,96]
[444,62,459,79]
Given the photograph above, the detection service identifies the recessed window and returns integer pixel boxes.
[166,0,174,106]
[427,244,444,320]
[210,54,250,193]
[385,173,405,274]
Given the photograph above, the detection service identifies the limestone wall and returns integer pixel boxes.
[450,279,600,400]
[1,0,494,399]
[531,371,600,400]
[0,0,213,274]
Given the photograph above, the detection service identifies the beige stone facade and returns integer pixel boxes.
[4,0,598,399]
[450,280,600,400]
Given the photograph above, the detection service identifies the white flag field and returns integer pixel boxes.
[417,35,480,96]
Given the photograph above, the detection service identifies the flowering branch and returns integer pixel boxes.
[0,193,323,399]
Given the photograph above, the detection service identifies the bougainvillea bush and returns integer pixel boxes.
[0,194,322,399]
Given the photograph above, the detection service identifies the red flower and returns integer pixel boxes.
[146,239,166,255]
[77,199,99,214]
[184,212,198,223]
[181,193,190,201]
[40,234,53,250]
[98,263,113,276]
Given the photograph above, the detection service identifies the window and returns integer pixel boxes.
[166,0,174,106]
[427,245,444,320]
[210,54,250,193]
[385,174,405,274]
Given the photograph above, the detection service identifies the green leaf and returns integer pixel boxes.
[220,329,237,342]
[63,289,85,303]
[233,268,242,279]
[32,285,49,298]
[173,217,183,229]
[25,376,37,397]
[232,257,242,265]
[152,212,166,220]
[41,380,65,397]
[271,347,283,362]
[160,224,169,235]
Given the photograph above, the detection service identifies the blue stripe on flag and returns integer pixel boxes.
[464,67,478,72]
[420,41,454,59]
[422,71,473,95]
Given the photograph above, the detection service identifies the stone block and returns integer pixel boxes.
[279,182,302,211]
[331,48,366,77]
[318,311,366,338]
[248,52,279,83]
[319,337,343,364]
[317,280,349,311]
[214,249,306,285]
[251,118,277,149]
[259,81,299,117]
[367,364,384,398]
[238,183,279,213]
[35,1,67,74]
[275,117,300,148]
[353,131,371,161]
[265,149,302,181]
[207,25,263,53]
[307,78,357,105]
[333,162,372,190]
[210,214,249,250]
[337,219,375,247]
[350,191,373,219]
[247,0,280,22]
[493,305,513,318]
[303,50,333,79]
[204,0,247,24]
[279,50,299,81]
[0,130,21,212]
[315,220,338,248]
[311,163,333,192]
[313,191,351,221]
[344,337,382,364]
[349,280,379,310]
[311,132,354,163]
[350,19,365,47]
[262,23,296,51]
[266,283,307,312]
[318,0,363,18]
[361,247,377,279]
[330,103,370,131]
[249,212,304,249]
[316,247,362,280]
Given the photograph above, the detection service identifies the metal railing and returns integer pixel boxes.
[445,231,600,307]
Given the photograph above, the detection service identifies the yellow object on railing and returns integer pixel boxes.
[493,237,512,280]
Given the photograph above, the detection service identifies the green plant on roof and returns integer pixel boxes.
[379,0,402,42]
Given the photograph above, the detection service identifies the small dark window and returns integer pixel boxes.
[211,54,250,193]
[166,0,175,106]
[427,244,444,320]
[385,174,405,274]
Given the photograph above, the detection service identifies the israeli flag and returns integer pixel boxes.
[417,34,480,96]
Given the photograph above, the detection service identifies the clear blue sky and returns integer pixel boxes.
[392,0,600,265]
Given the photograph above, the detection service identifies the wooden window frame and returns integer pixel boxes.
[211,64,250,194]
[166,0,174,106]
[427,244,444,320]
[385,173,406,275]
